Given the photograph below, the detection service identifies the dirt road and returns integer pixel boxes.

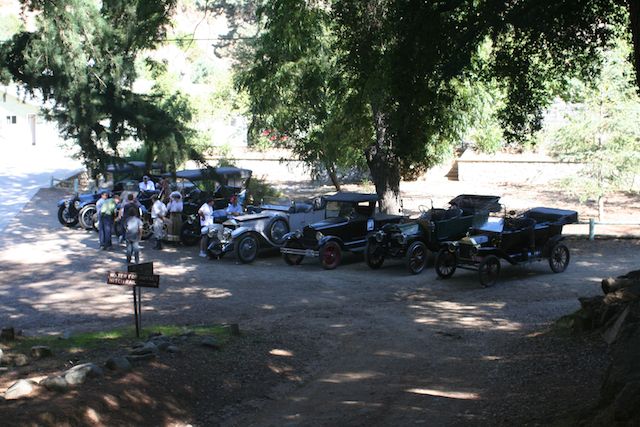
[1,188,638,425]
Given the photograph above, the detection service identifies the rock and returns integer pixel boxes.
[126,353,156,363]
[64,363,103,386]
[105,356,132,372]
[602,306,631,345]
[201,336,220,350]
[4,379,38,400]
[31,346,53,358]
[155,341,170,351]
[0,327,15,341]
[40,376,69,392]
[166,345,180,354]
[1,353,29,367]
[129,342,158,356]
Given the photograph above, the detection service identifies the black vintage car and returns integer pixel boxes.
[280,192,404,269]
[364,194,501,274]
[174,167,253,245]
[434,207,578,287]
[57,161,163,229]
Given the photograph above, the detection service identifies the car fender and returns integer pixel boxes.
[318,235,344,249]
[543,235,566,256]
[230,226,252,239]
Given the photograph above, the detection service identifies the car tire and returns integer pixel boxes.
[365,240,385,269]
[78,204,97,230]
[320,241,342,270]
[478,255,501,287]
[405,241,428,275]
[268,218,289,245]
[180,222,200,246]
[236,234,259,264]
[435,248,457,279]
[282,240,304,266]
[58,205,79,227]
[549,243,570,273]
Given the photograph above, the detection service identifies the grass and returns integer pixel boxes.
[2,324,232,355]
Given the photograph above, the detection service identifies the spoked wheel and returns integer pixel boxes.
[364,241,385,269]
[549,243,570,273]
[282,240,304,266]
[78,205,97,230]
[478,255,501,287]
[268,219,289,245]
[435,248,457,279]
[235,234,259,264]
[405,241,428,275]
[58,205,78,227]
[320,241,342,270]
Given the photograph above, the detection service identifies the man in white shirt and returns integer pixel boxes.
[139,175,156,192]
[151,194,168,249]
[198,197,215,257]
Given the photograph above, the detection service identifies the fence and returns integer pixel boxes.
[579,219,640,240]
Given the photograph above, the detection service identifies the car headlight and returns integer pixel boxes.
[294,230,303,239]
[64,200,70,207]
[447,242,457,253]
[470,245,479,256]
[375,230,385,243]
[316,231,324,241]
[223,229,232,240]
[74,201,81,209]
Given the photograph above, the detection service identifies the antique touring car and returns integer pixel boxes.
[434,207,578,287]
[280,192,404,269]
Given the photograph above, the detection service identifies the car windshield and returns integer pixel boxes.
[326,201,373,219]
[397,222,420,235]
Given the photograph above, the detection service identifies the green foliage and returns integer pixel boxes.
[551,39,640,210]
[246,176,282,205]
[0,0,204,174]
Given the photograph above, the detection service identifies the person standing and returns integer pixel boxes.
[198,197,215,257]
[98,193,118,250]
[151,194,168,250]
[158,177,171,200]
[166,191,183,242]
[124,206,143,264]
[139,175,155,192]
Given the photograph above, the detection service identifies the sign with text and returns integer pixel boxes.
[107,271,159,288]
[128,262,154,276]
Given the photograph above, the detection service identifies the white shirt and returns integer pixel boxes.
[167,198,183,213]
[199,203,214,227]
[139,180,156,191]
[151,200,167,219]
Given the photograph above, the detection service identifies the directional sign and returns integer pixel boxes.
[128,262,154,276]
[107,271,159,288]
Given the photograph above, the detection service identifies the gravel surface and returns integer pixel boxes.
[1,187,638,426]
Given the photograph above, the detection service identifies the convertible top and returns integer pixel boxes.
[523,207,578,225]
[324,192,379,203]
[449,194,502,212]
[106,161,164,173]
[170,167,252,181]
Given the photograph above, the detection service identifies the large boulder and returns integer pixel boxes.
[4,379,39,400]
[64,363,103,386]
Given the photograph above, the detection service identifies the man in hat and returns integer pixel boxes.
[139,175,155,192]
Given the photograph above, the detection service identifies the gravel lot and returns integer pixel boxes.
[1,187,639,425]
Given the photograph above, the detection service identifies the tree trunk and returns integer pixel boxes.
[598,195,605,222]
[628,0,640,91]
[366,106,402,214]
[325,162,341,191]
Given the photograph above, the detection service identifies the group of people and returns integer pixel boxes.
[96,175,247,263]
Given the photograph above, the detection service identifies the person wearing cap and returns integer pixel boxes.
[226,194,243,216]
[151,194,168,250]
[139,175,156,192]
[198,197,215,257]
[166,191,183,242]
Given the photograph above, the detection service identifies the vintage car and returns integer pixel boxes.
[434,207,578,287]
[57,161,163,230]
[204,196,326,263]
[280,192,404,269]
[174,167,253,246]
[364,194,501,274]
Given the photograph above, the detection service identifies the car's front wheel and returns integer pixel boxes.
[435,248,457,279]
[405,241,427,275]
[320,241,342,270]
[364,240,385,269]
[58,205,78,227]
[78,204,97,230]
[236,234,259,263]
[282,240,304,266]
[478,255,501,287]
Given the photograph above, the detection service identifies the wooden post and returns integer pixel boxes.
[589,218,595,241]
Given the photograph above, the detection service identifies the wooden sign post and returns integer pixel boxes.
[107,262,159,337]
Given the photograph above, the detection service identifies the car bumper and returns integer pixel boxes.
[280,247,319,257]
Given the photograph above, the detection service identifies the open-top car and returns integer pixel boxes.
[57,161,163,230]
[175,167,253,245]
[434,207,578,287]
[364,194,501,274]
[280,192,404,269]
[204,196,326,263]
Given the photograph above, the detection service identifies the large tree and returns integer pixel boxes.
[0,0,201,174]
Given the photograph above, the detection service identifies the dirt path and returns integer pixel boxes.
[1,188,638,425]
